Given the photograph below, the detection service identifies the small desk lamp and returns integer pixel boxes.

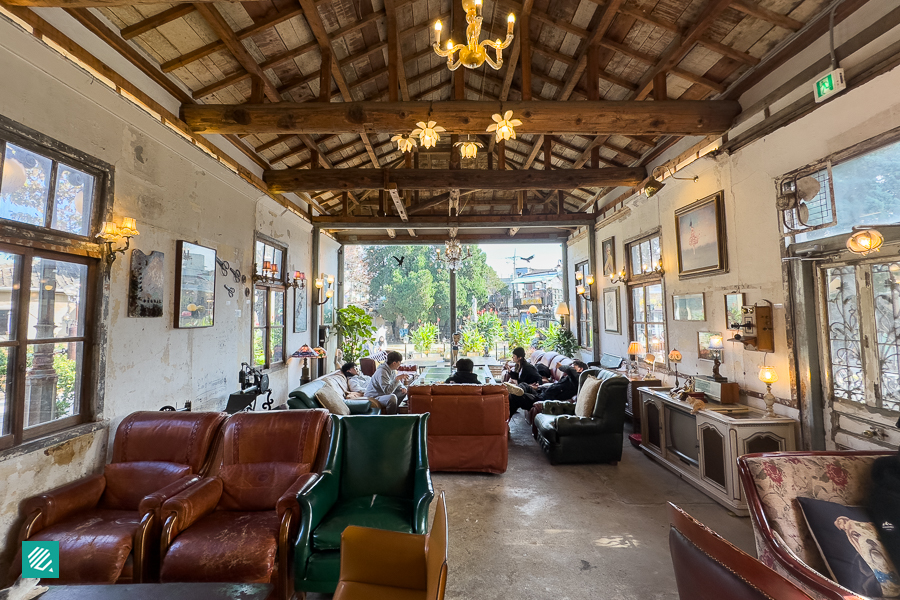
[668,349,683,387]
[708,335,726,382]
[627,341,643,378]
[758,366,778,418]
[292,344,319,384]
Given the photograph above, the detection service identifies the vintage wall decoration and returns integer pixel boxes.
[672,293,705,321]
[674,191,728,279]
[601,237,616,277]
[603,287,621,334]
[725,293,745,329]
[698,331,723,362]
[294,283,308,333]
[128,249,163,318]
[175,240,216,329]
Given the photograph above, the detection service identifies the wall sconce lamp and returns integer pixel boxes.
[609,268,627,285]
[96,217,139,266]
[289,271,306,290]
[575,273,595,301]
[627,341,643,378]
[708,335,727,382]
[758,365,778,418]
[641,260,665,276]
[252,261,283,285]
[315,275,334,305]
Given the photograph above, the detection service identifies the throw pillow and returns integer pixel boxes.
[797,497,900,598]
[574,375,602,418]
[315,382,350,415]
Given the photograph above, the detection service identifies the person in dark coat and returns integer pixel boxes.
[445,358,482,384]
[504,347,545,418]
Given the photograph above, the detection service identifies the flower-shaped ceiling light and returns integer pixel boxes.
[411,121,445,149]
[487,110,522,142]
[454,140,483,159]
[391,134,417,153]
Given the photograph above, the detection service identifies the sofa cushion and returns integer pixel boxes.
[219,462,310,511]
[316,382,351,415]
[574,376,602,418]
[102,461,192,510]
[160,510,280,583]
[312,496,414,551]
[32,508,139,584]
[797,497,900,598]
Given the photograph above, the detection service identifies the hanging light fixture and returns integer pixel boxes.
[486,110,522,142]
[436,232,472,272]
[847,227,885,255]
[454,139,483,159]
[391,134,417,153]
[411,121,446,149]
[433,0,515,71]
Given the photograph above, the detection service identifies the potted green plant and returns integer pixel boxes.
[462,324,486,357]
[504,320,538,354]
[335,305,376,363]
[475,312,503,357]
[411,322,438,357]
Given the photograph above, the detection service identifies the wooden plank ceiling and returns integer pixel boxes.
[30,0,839,221]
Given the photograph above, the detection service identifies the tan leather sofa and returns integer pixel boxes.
[407,384,509,474]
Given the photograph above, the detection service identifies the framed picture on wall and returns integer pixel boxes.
[601,237,616,277]
[672,293,705,321]
[175,240,216,329]
[603,287,621,334]
[725,292,745,330]
[294,284,308,333]
[674,191,728,279]
[698,331,722,361]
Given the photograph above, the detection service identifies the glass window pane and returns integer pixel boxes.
[630,244,641,277]
[28,258,87,340]
[646,284,664,323]
[0,347,11,435]
[824,266,865,404]
[252,329,265,366]
[0,252,21,341]
[650,237,661,270]
[254,288,266,327]
[872,262,900,411]
[271,290,284,326]
[1,144,52,227]
[255,241,264,275]
[633,324,647,353]
[51,165,94,236]
[273,248,283,274]
[640,241,651,273]
[632,287,645,323]
[270,327,284,363]
[648,323,666,358]
[25,341,82,427]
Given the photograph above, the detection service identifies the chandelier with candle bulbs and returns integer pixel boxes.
[433,0,515,71]
[436,234,472,272]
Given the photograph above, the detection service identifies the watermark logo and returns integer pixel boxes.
[22,541,58,578]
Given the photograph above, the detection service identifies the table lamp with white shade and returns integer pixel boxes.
[627,341,643,378]
[708,335,726,382]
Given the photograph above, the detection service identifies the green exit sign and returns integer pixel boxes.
[814,68,846,103]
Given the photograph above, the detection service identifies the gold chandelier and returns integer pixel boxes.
[433,0,515,71]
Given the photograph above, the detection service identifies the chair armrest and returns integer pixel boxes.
[138,475,201,522]
[413,467,434,534]
[345,399,374,414]
[161,477,223,539]
[553,415,599,436]
[542,401,576,416]
[338,525,427,589]
[23,473,106,534]
[276,473,319,521]
[294,471,340,579]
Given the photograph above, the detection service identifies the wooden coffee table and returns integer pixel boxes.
[40,582,273,599]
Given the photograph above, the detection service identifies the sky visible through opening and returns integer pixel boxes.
[478,243,563,279]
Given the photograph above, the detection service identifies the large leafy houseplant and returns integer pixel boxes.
[411,322,438,355]
[540,321,562,352]
[475,312,503,356]
[555,327,580,358]
[504,320,538,352]
[462,322,486,354]
[335,305,376,363]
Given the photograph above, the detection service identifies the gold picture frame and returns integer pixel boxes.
[674,191,728,279]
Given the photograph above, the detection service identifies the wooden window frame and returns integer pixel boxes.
[625,230,666,363]
[575,261,591,349]
[252,235,287,370]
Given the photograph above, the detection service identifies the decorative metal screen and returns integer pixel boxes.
[824,266,865,404]
[872,261,900,411]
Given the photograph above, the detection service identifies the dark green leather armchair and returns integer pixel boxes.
[287,377,380,415]
[293,414,433,594]
[533,369,628,465]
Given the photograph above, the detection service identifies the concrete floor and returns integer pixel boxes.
[309,415,754,600]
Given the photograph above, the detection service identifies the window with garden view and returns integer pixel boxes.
[0,126,103,450]
[627,233,666,364]
[253,238,286,369]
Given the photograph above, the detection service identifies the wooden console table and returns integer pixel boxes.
[638,387,796,515]
[618,374,661,431]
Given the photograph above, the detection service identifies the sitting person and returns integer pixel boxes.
[340,362,370,398]
[535,363,553,384]
[364,350,407,414]
[524,360,588,402]
[445,358,481,384]
[503,347,543,418]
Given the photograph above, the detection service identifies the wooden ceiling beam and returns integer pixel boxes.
[255,135,295,154]
[314,212,596,229]
[697,37,760,66]
[184,100,739,136]
[670,67,725,93]
[121,5,195,40]
[730,0,804,31]
[336,232,569,244]
[265,167,646,193]
[383,0,409,102]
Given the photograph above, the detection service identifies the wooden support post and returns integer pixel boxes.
[450,135,460,170]
[310,149,319,168]
[319,48,333,102]
[498,140,506,170]
[653,72,668,101]
[543,136,552,170]
[250,75,265,104]
[380,190,388,217]
[405,152,412,168]
[517,191,524,215]
[342,191,349,216]
[520,11,532,101]
[413,150,420,205]
[557,190,564,215]
[487,150,494,171]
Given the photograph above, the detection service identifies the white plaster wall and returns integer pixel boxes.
[595,62,900,423]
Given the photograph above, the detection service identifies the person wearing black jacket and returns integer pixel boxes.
[445,358,483,384]
[504,347,544,418]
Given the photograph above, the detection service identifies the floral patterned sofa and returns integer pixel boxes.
[738,450,892,600]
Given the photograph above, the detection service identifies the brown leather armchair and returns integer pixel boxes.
[669,502,814,600]
[333,491,448,600]
[159,409,331,600]
[11,411,227,585]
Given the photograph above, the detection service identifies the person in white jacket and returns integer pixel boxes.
[364,351,407,414]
